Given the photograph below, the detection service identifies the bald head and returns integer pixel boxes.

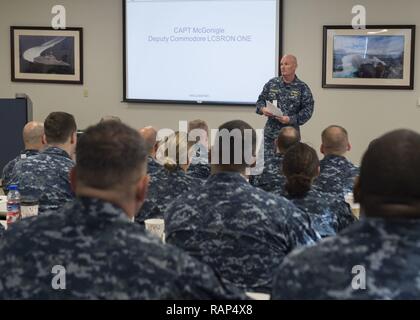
[357,129,420,217]
[282,54,297,65]
[280,54,298,81]
[139,126,158,155]
[276,126,300,154]
[23,121,44,150]
[321,125,350,156]
[100,115,121,123]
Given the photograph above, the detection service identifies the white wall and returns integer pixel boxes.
[1,0,419,165]
[283,0,420,164]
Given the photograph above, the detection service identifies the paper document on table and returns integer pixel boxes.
[265,100,283,117]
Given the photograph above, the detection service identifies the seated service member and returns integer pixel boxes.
[272,129,420,299]
[135,131,202,224]
[165,120,319,294]
[186,119,211,180]
[281,143,356,238]
[0,121,245,299]
[251,126,300,193]
[11,112,77,214]
[138,126,162,175]
[2,121,44,191]
[315,125,359,196]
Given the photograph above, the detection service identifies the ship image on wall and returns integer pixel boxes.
[19,36,75,75]
[332,35,404,79]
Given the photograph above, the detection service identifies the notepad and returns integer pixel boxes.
[265,100,283,117]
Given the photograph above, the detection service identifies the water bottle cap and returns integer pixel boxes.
[8,185,18,191]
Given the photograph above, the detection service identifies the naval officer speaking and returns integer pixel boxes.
[256,54,314,157]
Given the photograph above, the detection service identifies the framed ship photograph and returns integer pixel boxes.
[322,25,415,89]
[11,26,83,84]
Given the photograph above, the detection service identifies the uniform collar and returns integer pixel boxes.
[22,149,39,154]
[42,146,72,160]
[281,75,299,85]
[357,216,420,235]
[208,171,248,184]
[20,149,39,158]
[283,190,309,200]
[322,154,347,162]
[75,196,130,222]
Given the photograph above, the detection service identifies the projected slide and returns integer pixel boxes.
[125,0,279,104]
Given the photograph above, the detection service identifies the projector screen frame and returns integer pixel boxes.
[122,0,283,106]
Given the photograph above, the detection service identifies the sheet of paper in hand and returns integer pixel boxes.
[265,100,283,117]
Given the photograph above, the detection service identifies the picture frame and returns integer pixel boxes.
[322,25,415,89]
[11,26,83,84]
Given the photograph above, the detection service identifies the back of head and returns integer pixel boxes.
[99,115,122,123]
[283,142,319,197]
[44,112,77,144]
[357,129,420,217]
[158,131,194,171]
[277,126,300,153]
[212,120,256,172]
[139,126,158,154]
[188,119,209,134]
[188,119,209,147]
[22,121,44,150]
[321,125,349,156]
[76,121,148,190]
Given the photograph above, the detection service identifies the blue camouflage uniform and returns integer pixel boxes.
[11,146,75,214]
[187,143,211,180]
[250,153,286,193]
[0,196,246,299]
[0,224,4,237]
[165,171,320,293]
[1,149,39,191]
[135,165,202,224]
[315,154,360,196]
[272,217,420,299]
[282,187,356,238]
[187,163,211,180]
[147,156,162,175]
[256,76,314,157]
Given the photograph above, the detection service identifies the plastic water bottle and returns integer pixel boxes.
[6,185,21,226]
